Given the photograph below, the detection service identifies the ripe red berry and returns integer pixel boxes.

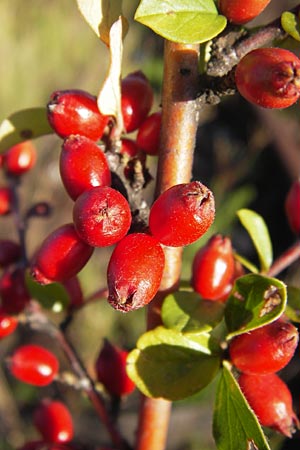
[121,71,154,133]
[8,344,59,386]
[33,399,74,443]
[285,178,300,236]
[47,89,110,140]
[149,181,215,247]
[0,267,31,314]
[3,140,37,176]
[95,339,135,397]
[136,111,162,156]
[30,223,94,284]
[0,239,21,267]
[218,0,271,24]
[120,138,140,158]
[107,233,165,312]
[0,307,18,338]
[235,48,300,109]
[191,234,235,301]
[0,186,12,215]
[229,319,299,374]
[60,135,111,201]
[73,186,131,247]
[238,372,299,437]
[62,276,84,310]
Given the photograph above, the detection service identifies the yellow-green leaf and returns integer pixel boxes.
[281,11,300,42]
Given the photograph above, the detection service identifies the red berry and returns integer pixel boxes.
[47,89,110,140]
[95,339,135,397]
[0,186,12,215]
[0,239,21,267]
[62,276,84,310]
[120,138,140,158]
[8,344,59,386]
[60,135,111,200]
[0,267,31,314]
[0,307,18,338]
[73,186,131,247]
[107,233,165,312]
[121,71,154,132]
[285,178,300,236]
[136,111,162,156]
[3,140,37,176]
[149,181,215,247]
[33,399,74,443]
[30,223,94,284]
[235,48,300,109]
[218,0,271,24]
[191,234,235,301]
[238,372,299,437]
[229,319,299,374]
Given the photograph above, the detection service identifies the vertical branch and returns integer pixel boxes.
[135,41,200,450]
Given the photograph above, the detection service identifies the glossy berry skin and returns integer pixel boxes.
[0,307,18,338]
[30,223,94,284]
[121,71,154,132]
[0,239,21,267]
[285,178,300,236]
[136,111,162,156]
[9,344,59,386]
[0,267,31,314]
[3,140,37,176]
[218,0,271,24]
[238,373,299,437]
[60,135,111,201]
[149,181,215,247]
[95,339,135,397]
[73,186,131,247]
[229,319,299,374]
[191,234,235,301]
[47,89,110,140]
[33,399,74,443]
[235,48,300,109]
[0,187,12,215]
[107,233,165,312]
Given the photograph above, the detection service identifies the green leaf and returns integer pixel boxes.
[162,291,225,334]
[285,286,300,323]
[127,326,221,400]
[0,108,53,153]
[134,0,226,44]
[225,274,287,338]
[213,361,271,450]
[237,209,273,272]
[26,273,70,312]
[281,11,300,42]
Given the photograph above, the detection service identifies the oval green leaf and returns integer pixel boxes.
[281,11,300,42]
[134,0,227,44]
[213,361,271,450]
[237,209,273,272]
[162,291,225,334]
[26,273,70,312]
[127,326,221,400]
[285,286,300,323]
[224,274,287,338]
[0,108,53,153]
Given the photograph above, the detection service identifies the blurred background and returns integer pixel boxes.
[0,1,300,449]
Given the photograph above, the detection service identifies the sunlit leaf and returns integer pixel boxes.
[134,0,226,44]
[213,361,271,450]
[281,11,300,41]
[225,274,286,338]
[127,326,221,400]
[0,108,53,153]
[285,286,300,323]
[26,273,69,312]
[237,209,273,272]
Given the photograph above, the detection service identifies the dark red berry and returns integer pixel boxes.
[30,223,94,284]
[238,372,299,437]
[73,186,131,247]
[191,234,235,301]
[229,319,299,374]
[235,48,300,109]
[62,276,84,310]
[0,186,12,215]
[0,307,18,338]
[8,344,59,386]
[0,239,21,267]
[149,181,215,247]
[285,178,300,236]
[121,71,154,132]
[3,140,37,176]
[107,233,165,312]
[136,111,162,156]
[47,89,110,140]
[120,138,140,158]
[33,399,74,443]
[95,339,135,397]
[218,0,271,24]
[0,267,31,314]
[60,135,111,200]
